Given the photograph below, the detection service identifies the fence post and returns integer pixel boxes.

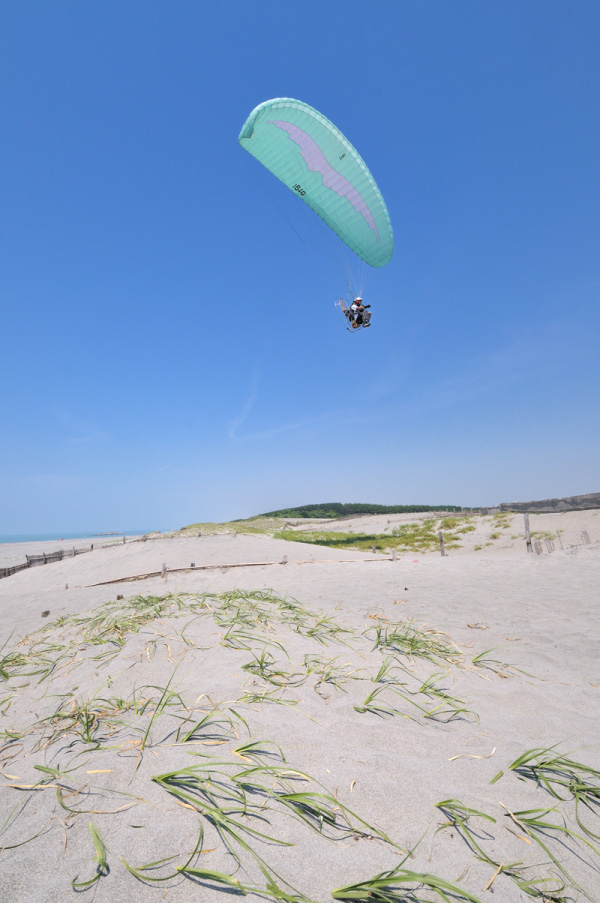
[438,531,446,556]
[524,514,532,553]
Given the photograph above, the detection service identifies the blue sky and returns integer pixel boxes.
[1,1,598,532]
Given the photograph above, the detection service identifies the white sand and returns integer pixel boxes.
[0,513,599,902]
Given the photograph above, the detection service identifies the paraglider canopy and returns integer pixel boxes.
[238,98,393,268]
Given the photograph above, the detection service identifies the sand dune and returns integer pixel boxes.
[0,512,599,902]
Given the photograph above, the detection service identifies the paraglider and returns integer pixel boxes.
[238,98,392,331]
[336,296,372,331]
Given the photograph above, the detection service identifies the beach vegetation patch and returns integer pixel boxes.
[122,824,255,893]
[331,858,479,902]
[304,654,360,694]
[471,647,530,679]
[509,746,600,843]
[151,751,395,899]
[492,512,512,528]
[242,649,306,687]
[355,676,477,725]
[273,521,456,553]
[2,588,587,902]
[272,515,477,553]
[501,804,597,898]
[366,621,463,666]
[435,798,574,901]
[439,516,476,532]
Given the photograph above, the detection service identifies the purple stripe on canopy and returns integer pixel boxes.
[268,120,380,242]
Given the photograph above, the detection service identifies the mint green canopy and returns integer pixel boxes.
[239,98,393,268]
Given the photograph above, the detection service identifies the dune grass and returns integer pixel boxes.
[272,514,479,553]
[510,746,600,842]
[1,590,597,901]
[436,800,570,901]
[272,526,444,553]
[331,846,479,904]
[151,749,397,899]
[331,868,478,902]
[366,621,463,666]
[72,822,109,891]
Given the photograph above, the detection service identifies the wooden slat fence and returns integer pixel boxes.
[0,545,93,580]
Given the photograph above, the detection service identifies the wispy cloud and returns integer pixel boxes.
[227,370,373,444]
[227,318,591,446]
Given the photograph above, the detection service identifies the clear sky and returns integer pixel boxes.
[1,1,598,533]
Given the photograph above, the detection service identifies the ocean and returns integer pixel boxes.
[0,530,162,545]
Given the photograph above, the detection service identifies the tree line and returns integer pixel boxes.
[256,502,474,519]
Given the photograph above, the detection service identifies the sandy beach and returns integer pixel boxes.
[1,511,599,902]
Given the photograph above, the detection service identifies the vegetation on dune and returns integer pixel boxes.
[439,516,476,533]
[273,518,473,552]
[178,517,285,536]
[176,511,483,553]
[1,589,598,901]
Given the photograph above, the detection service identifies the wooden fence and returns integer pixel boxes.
[0,545,94,580]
